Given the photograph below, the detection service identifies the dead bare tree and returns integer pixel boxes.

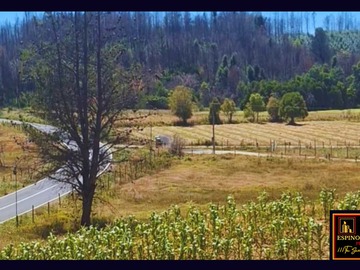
[21,12,142,226]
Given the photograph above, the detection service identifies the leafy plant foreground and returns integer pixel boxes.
[2,189,358,260]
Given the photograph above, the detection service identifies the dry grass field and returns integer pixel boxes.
[129,120,360,150]
[1,153,360,251]
[2,107,360,127]
[2,108,360,256]
[114,108,360,128]
[0,123,45,196]
[92,154,360,218]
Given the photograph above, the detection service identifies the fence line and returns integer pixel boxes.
[4,140,360,226]
[7,150,172,226]
[187,138,360,161]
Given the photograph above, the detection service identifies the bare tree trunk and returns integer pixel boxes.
[81,12,103,227]
[182,117,187,125]
[288,117,295,125]
[81,183,95,226]
[79,11,92,227]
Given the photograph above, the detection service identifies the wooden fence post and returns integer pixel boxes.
[132,161,135,180]
[32,205,34,223]
[330,145,333,157]
[124,164,127,182]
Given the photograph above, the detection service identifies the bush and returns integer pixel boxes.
[145,96,169,110]
[168,134,186,157]
[172,119,194,127]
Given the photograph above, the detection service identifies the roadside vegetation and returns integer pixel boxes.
[0,122,46,196]
[1,153,360,258]
[0,107,46,124]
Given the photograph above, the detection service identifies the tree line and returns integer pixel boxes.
[1,12,360,111]
[169,86,307,126]
[1,11,359,227]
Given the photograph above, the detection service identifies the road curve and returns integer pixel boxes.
[0,119,112,224]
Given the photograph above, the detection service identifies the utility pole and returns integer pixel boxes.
[212,106,215,155]
[149,123,152,164]
[13,164,18,227]
[13,156,23,227]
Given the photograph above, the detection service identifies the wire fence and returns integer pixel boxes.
[3,150,172,227]
[188,138,360,161]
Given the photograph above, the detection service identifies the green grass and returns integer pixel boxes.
[0,107,46,124]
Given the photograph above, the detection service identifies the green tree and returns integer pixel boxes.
[266,96,281,122]
[228,53,240,93]
[248,93,265,123]
[247,66,255,83]
[154,81,168,97]
[279,92,308,125]
[243,102,254,122]
[220,98,236,123]
[168,85,193,125]
[348,61,360,106]
[145,96,169,109]
[311,27,331,64]
[209,97,221,125]
[237,81,250,109]
[215,55,229,94]
[199,81,211,107]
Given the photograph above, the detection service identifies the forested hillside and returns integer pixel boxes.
[1,11,360,111]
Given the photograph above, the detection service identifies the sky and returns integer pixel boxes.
[0,12,24,25]
[1,11,360,31]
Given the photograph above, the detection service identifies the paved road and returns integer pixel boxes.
[0,119,111,224]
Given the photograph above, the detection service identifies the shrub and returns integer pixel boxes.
[168,134,186,157]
